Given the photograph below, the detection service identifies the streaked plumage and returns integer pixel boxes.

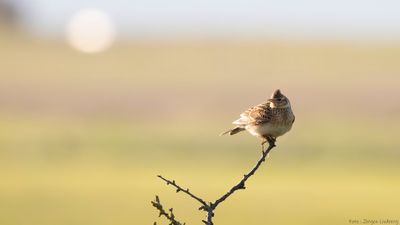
[221,89,295,148]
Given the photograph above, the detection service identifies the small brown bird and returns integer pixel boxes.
[221,89,295,150]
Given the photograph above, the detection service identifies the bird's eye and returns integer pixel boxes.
[277,98,282,101]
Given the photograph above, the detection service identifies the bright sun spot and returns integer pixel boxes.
[66,9,116,54]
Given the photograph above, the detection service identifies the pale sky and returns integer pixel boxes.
[18,0,400,40]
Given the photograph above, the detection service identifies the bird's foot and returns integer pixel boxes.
[266,136,276,148]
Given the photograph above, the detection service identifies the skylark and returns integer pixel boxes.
[221,89,295,150]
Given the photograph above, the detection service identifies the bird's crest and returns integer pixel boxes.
[271,89,283,98]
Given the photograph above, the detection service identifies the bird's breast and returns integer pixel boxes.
[246,122,293,138]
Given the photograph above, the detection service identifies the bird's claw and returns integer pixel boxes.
[267,136,276,147]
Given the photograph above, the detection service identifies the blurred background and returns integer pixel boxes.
[1,0,399,225]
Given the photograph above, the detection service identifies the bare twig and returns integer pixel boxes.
[157,175,210,211]
[153,138,276,225]
[151,195,185,225]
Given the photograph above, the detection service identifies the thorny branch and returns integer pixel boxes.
[211,139,276,209]
[151,195,185,225]
[152,138,276,225]
[157,175,210,211]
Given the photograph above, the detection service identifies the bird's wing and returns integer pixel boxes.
[233,101,272,126]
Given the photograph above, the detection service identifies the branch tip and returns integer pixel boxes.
[151,196,184,225]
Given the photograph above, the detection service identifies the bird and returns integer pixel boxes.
[221,89,295,150]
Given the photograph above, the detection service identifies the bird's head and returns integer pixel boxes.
[269,89,290,108]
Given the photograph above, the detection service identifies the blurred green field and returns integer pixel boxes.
[0,29,400,225]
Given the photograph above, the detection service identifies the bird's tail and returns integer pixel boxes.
[219,127,245,136]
